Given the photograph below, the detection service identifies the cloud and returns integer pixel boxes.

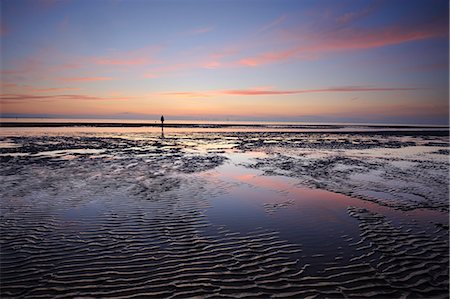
[0,83,82,93]
[60,77,113,82]
[38,0,62,8]
[336,3,378,26]
[2,45,159,85]
[146,62,196,76]
[95,58,150,66]
[310,22,447,53]
[259,15,287,33]
[0,93,129,103]
[92,46,160,67]
[143,73,158,78]
[0,24,9,36]
[189,26,214,35]
[59,16,70,32]
[1,59,41,76]
[143,48,238,75]
[222,88,299,95]
[238,49,297,67]
[200,48,238,69]
[31,87,82,93]
[156,85,425,98]
[1,82,19,88]
[220,86,425,96]
[238,17,448,67]
[403,62,449,72]
[157,91,214,98]
[203,61,222,69]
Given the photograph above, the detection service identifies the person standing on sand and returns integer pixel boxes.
[160,115,165,138]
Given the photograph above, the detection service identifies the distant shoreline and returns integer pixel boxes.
[1,121,448,128]
[0,122,448,135]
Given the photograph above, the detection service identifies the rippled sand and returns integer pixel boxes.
[1,130,448,298]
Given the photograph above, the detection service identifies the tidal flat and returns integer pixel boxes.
[0,128,449,298]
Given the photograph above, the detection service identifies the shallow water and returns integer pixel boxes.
[201,152,448,271]
[0,130,448,298]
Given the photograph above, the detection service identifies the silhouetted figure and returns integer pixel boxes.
[160,115,165,138]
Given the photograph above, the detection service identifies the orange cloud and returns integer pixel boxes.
[61,77,113,82]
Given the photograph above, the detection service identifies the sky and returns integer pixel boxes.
[0,0,449,124]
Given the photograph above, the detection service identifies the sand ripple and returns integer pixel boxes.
[1,133,448,298]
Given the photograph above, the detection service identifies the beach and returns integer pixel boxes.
[0,124,449,298]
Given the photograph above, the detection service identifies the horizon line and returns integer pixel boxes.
[1,114,448,127]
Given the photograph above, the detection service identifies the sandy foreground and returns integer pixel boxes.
[0,129,449,298]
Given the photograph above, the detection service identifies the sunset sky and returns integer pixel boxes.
[1,0,449,124]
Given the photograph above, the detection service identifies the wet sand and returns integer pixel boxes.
[0,128,448,298]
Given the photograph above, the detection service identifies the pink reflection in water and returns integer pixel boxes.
[203,151,448,231]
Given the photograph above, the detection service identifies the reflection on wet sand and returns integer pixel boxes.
[0,129,448,298]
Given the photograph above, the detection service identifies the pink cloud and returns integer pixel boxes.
[0,83,82,93]
[221,86,425,96]
[403,62,449,72]
[259,15,288,33]
[238,49,297,67]
[203,61,222,69]
[2,45,160,85]
[1,82,19,88]
[149,62,196,75]
[38,0,61,8]
[189,26,214,35]
[158,91,213,98]
[95,58,150,66]
[200,48,238,69]
[1,93,129,103]
[92,46,159,67]
[238,19,448,67]
[1,58,41,76]
[31,87,82,93]
[222,88,299,95]
[59,16,69,32]
[143,73,158,78]
[0,24,9,36]
[156,85,425,98]
[145,48,237,75]
[336,3,378,26]
[61,77,113,82]
[1,50,85,84]
[310,22,447,53]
